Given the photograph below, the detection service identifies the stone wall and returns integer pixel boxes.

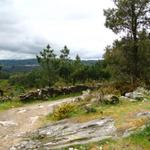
[20,85,97,101]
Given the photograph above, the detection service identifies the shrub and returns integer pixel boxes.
[52,103,76,120]
[114,82,138,95]
[98,86,120,96]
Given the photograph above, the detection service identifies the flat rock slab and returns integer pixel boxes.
[0,121,18,127]
[17,109,27,114]
[10,118,116,150]
[137,112,150,117]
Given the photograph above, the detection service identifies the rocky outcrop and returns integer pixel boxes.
[125,87,150,101]
[136,112,150,117]
[10,118,116,150]
[90,94,119,105]
[20,85,96,101]
[125,92,144,100]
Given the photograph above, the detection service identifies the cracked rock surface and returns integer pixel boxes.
[11,118,116,150]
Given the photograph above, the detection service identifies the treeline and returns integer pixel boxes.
[2,0,150,90]
[8,45,110,88]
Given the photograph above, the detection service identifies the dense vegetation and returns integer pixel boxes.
[0,0,150,97]
[104,0,150,85]
[0,45,110,92]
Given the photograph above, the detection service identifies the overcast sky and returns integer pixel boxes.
[0,0,117,60]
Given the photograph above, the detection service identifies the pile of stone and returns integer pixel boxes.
[20,85,96,101]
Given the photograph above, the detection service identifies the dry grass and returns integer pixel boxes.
[60,94,150,150]
[72,98,150,128]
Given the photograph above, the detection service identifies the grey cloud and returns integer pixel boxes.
[0,0,50,58]
[0,0,115,60]
[0,36,50,54]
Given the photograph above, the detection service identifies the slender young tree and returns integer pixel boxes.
[59,46,71,83]
[37,44,57,87]
[75,54,81,64]
[60,45,70,60]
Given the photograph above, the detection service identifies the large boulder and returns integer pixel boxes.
[125,87,150,101]
[125,92,143,100]
[103,95,119,105]
[136,112,150,117]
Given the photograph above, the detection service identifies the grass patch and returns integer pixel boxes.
[100,125,150,150]
[71,99,150,125]
[47,97,150,125]
[0,100,23,111]
[126,125,150,149]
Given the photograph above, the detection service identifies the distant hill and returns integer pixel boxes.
[0,59,97,73]
[82,60,97,65]
[0,59,38,72]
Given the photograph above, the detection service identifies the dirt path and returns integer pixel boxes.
[0,97,77,150]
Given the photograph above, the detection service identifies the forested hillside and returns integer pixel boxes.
[0,59,97,72]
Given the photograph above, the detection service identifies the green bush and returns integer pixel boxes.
[52,103,76,120]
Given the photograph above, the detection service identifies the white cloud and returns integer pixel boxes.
[0,0,116,59]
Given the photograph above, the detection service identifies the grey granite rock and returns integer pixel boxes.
[10,118,116,150]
